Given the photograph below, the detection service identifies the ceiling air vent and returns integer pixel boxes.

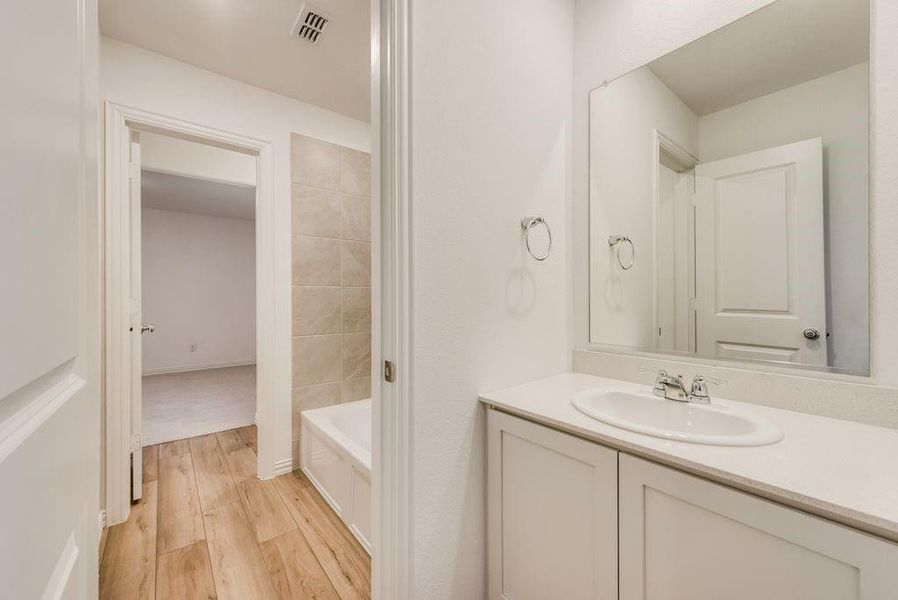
[290,4,330,44]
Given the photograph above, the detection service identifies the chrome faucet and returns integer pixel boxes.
[641,369,726,404]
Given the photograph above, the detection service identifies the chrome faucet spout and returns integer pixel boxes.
[640,369,726,404]
[640,368,689,402]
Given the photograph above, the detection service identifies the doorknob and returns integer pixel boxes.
[140,324,156,334]
[802,328,820,340]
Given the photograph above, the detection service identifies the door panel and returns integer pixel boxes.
[619,454,898,600]
[694,138,826,365]
[0,0,100,597]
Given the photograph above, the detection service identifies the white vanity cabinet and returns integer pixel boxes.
[487,410,618,600]
[487,409,898,600]
[619,454,898,599]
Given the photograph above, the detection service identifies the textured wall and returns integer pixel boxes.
[409,0,574,596]
[290,134,372,462]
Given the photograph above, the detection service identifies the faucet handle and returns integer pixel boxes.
[693,374,726,386]
[690,374,726,403]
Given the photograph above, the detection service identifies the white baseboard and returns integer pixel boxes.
[97,510,107,544]
[142,360,256,376]
[273,458,293,477]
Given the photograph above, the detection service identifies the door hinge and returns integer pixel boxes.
[130,433,142,453]
[384,360,395,383]
[128,162,140,180]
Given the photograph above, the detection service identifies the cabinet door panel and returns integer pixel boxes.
[620,454,898,600]
[488,410,617,600]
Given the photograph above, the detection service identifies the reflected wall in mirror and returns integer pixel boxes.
[588,0,870,375]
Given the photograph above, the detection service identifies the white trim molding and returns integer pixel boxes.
[0,367,85,464]
[104,102,278,524]
[371,0,414,597]
[97,510,107,544]
[142,359,257,376]
[272,458,294,477]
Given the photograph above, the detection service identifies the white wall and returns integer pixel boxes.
[142,208,256,374]
[141,131,256,186]
[409,0,573,596]
[101,37,370,474]
[0,0,101,596]
[573,0,898,424]
[699,63,869,373]
[589,66,698,347]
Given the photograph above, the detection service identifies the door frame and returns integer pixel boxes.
[104,102,275,525]
[371,0,414,596]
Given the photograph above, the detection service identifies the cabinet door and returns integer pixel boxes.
[487,409,618,600]
[619,454,898,600]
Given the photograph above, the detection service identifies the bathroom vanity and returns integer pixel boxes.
[482,374,898,600]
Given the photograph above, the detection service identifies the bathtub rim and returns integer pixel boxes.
[301,398,372,474]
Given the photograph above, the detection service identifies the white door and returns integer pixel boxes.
[129,133,143,500]
[487,410,618,600]
[694,138,826,365]
[0,0,100,597]
[619,454,898,599]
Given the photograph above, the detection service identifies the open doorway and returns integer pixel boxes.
[138,132,258,445]
[103,107,274,515]
[97,0,403,593]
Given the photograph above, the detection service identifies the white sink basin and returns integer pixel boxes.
[571,389,784,447]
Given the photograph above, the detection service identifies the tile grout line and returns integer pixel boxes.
[289,179,371,199]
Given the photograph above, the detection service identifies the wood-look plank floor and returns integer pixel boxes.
[99,426,371,600]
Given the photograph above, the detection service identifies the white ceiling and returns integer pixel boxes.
[142,171,256,221]
[99,0,370,122]
[648,0,869,116]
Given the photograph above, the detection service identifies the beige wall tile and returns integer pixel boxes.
[342,377,371,403]
[339,147,371,196]
[291,134,340,188]
[293,236,340,286]
[342,241,371,287]
[293,286,341,335]
[342,287,371,333]
[292,185,341,238]
[341,194,371,242]
[291,382,342,438]
[290,135,373,447]
[293,335,342,387]
[342,333,371,380]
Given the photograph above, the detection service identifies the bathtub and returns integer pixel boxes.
[300,399,371,553]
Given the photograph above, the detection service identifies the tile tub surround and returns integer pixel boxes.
[480,373,898,544]
[291,133,372,463]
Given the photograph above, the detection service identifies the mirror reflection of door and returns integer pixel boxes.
[693,138,827,366]
[588,0,869,375]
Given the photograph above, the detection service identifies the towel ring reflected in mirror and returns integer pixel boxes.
[608,234,636,270]
[521,216,552,261]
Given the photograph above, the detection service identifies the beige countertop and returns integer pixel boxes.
[479,372,898,544]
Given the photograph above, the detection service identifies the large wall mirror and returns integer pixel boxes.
[588,0,870,376]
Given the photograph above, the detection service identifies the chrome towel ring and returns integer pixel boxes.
[521,216,552,261]
[608,234,636,270]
